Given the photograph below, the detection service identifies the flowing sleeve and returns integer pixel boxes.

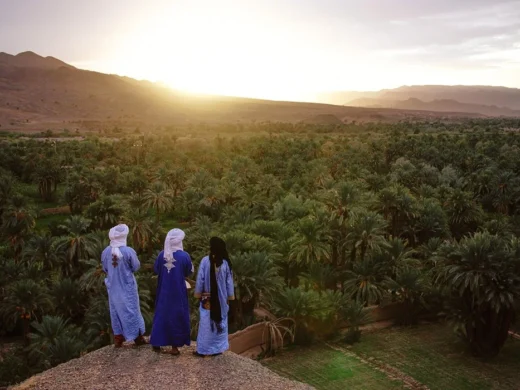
[194,258,205,298]
[153,252,163,275]
[226,263,235,300]
[184,253,194,277]
[128,248,141,273]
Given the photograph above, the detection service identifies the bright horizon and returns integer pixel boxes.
[1,0,520,101]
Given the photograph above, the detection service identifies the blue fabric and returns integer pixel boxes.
[150,250,193,347]
[101,246,145,341]
[195,256,234,355]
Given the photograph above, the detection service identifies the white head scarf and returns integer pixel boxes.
[164,228,185,261]
[109,224,129,259]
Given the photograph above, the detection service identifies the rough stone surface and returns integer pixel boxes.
[12,343,313,390]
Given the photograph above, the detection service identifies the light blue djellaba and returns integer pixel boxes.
[194,255,234,355]
[101,227,145,342]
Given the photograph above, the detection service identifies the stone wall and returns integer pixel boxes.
[228,303,405,358]
[229,322,266,355]
[361,303,405,324]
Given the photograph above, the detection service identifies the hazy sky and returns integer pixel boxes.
[1,0,519,100]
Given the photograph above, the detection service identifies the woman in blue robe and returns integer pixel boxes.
[194,237,235,356]
[150,228,193,355]
[101,224,146,348]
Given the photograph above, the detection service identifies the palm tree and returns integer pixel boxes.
[123,209,153,253]
[341,300,371,344]
[23,233,59,271]
[481,215,513,236]
[444,189,483,238]
[488,171,519,215]
[412,198,449,244]
[271,287,329,344]
[51,278,85,321]
[437,232,520,357]
[377,184,416,237]
[84,195,125,230]
[0,172,15,216]
[384,267,429,325]
[249,220,295,286]
[143,182,173,223]
[1,195,36,260]
[373,237,419,278]
[347,209,387,262]
[231,252,283,327]
[344,257,386,305]
[289,217,330,267]
[83,294,112,350]
[1,280,53,343]
[169,167,188,197]
[33,158,61,202]
[29,315,84,368]
[55,216,97,277]
[64,172,94,214]
[301,263,338,291]
[28,315,70,359]
[325,181,365,224]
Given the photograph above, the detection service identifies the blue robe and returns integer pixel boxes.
[101,246,145,341]
[150,250,193,347]
[194,256,235,355]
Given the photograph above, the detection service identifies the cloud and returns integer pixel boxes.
[355,0,520,69]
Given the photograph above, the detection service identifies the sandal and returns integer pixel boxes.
[134,335,147,347]
[114,335,125,348]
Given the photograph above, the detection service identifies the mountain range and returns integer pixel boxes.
[0,51,516,132]
[317,85,520,116]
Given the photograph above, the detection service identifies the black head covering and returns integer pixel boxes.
[209,237,231,333]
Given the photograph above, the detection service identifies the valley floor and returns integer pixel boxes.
[263,323,520,390]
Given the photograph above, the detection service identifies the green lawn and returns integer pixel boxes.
[263,323,520,390]
[263,344,406,390]
[350,323,520,390]
[35,213,69,231]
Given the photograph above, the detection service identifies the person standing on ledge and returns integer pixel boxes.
[150,228,194,355]
[194,237,235,357]
[102,224,146,348]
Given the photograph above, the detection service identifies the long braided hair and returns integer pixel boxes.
[209,237,232,333]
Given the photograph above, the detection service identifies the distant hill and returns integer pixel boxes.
[318,85,520,116]
[348,97,520,117]
[0,51,491,132]
[0,51,74,70]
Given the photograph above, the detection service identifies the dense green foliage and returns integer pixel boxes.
[1,118,520,385]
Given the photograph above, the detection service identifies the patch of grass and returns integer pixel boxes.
[14,182,65,210]
[160,216,191,230]
[350,322,520,390]
[35,214,68,231]
[263,344,406,390]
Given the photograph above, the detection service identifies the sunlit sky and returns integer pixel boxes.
[1,0,520,101]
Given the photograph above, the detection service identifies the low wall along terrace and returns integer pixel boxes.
[230,303,405,358]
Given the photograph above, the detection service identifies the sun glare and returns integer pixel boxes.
[107,5,300,100]
[92,1,518,101]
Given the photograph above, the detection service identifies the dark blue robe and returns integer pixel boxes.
[150,250,193,347]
